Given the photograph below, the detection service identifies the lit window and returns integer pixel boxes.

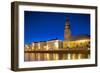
[55,41,58,48]
[38,43,40,49]
[46,45,49,50]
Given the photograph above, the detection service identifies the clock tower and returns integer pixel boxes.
[64,17,71,41]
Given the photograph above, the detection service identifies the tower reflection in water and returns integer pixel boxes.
[24,53,90,61]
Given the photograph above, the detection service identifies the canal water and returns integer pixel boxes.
[24,53,90,61]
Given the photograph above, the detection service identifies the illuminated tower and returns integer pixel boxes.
[64,17,71,41]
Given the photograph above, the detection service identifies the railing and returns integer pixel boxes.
[25,48,90,54]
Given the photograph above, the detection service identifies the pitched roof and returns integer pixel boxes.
[68,35,90,41]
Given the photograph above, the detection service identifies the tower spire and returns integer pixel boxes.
[64,17,71,41]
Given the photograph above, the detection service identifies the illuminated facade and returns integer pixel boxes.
[25,39,63,51]
[63,36,90,49]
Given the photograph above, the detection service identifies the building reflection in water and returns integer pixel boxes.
[24,52,90,61]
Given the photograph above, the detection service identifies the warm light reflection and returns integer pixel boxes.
[78,54,82,59]
[25,53,90,61]
[68,53,71,60]
[46,54,50,60]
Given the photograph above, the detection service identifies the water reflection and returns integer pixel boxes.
[24,53,90,61]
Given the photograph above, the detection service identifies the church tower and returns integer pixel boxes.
[64,17,71,41]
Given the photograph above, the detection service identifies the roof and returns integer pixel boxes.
[68,35,90,41]
[47,38,61,41]
[31,35,90,44]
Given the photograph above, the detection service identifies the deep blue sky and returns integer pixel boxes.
[24,11,90,44]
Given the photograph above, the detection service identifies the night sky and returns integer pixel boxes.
[24,11,90,44]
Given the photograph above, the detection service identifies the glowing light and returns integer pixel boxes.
[38,43,40,49]
[32,43,34,50]
[77,39,89,43]
[44,46,47,50]
[32,43,34,46]
[25,45,29,49]
[46,45,49,50]
[54,41,59,49]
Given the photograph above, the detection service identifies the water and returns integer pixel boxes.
[24,52,90,61]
